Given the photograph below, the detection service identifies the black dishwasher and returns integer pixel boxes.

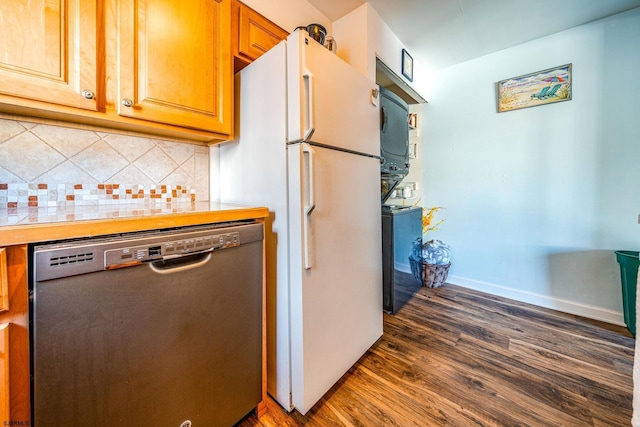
[30,221,263,427]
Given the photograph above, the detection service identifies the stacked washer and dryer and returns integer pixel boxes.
[379,87,423,314]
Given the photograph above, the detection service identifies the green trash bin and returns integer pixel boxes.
[615,250,640,336]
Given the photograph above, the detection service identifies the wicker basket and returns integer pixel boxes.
[409,257,450,288]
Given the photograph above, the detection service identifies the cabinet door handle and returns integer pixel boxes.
[81,90,95,100]
[122,98,134,108]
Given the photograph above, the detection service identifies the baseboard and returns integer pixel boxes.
[395,262,412,274]
[448,275,626,327]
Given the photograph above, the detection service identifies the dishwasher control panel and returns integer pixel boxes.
[33,222,263,282]
[104,231,240,267]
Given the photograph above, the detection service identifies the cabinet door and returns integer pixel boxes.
[0,249,7,312]
[0,323,8,423]
[0,0,99,111]
[118,0,232,134]
[0,246,30,425]
[236,2,288,62]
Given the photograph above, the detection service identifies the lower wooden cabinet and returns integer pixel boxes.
[0,246,30,426]
[0,249,8,312]
[1,323,9,423]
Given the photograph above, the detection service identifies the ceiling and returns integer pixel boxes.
[307,0,640,72]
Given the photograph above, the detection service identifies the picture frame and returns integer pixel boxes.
[408,113,417,128]
[497,64,572,112]
[402,49,413,82]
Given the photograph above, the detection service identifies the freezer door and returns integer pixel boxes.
[287,30,380,157]
[287,142,383,415]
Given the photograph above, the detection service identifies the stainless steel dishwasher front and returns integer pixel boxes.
[30,221,263,427]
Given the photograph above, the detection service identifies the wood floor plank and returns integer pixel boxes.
[453,333,596,425]
[236,278,634,426]
[508,338,632,397]
[407,285,633,373]
[381,319,593,426]
[453,288,633,348]
[366,337,546,426]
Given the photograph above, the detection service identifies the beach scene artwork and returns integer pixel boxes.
[497,64,572,112]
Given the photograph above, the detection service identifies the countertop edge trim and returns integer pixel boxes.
[0,207,269,246]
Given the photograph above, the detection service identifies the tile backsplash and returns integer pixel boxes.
[0,118,210,208]
[0,183,195,209]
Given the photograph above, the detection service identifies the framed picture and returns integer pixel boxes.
[408,113,417,128]
[497,64,572,112]
[402,49,413,82]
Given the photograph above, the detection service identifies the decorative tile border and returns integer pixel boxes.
[0,203,211,227]
[0,183,196,209]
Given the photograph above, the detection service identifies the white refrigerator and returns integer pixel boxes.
[219,30,382,415]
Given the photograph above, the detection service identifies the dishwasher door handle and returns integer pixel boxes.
[149,251,212,275]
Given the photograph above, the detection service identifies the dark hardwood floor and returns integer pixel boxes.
[237,273,635,426]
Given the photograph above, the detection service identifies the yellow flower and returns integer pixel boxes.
[422,207,445,235]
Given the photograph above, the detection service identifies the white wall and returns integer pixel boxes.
[333,4,429,99]
[423,8,640,325]
[331,5,369,78]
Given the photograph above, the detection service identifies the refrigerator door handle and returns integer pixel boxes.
[380,105,387,133]
[303,70,316,141]
[302,143,315,269]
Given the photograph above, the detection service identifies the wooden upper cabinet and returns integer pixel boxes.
[232,0,288,71]
[118,0,232,134]
[0,0,100,111]
[0,0,232,142]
